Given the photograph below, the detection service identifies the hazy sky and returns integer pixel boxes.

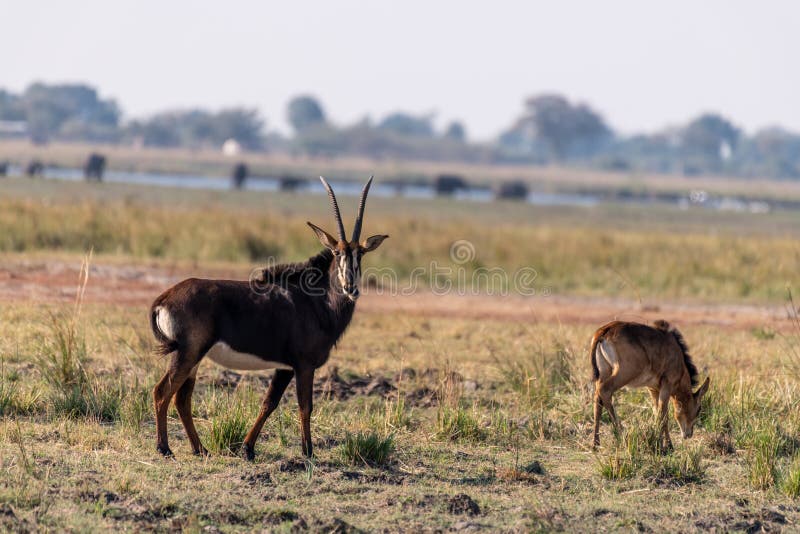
[4,1,798,140]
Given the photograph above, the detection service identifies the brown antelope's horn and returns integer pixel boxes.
[319,176,346,242]
[351,176,373,243]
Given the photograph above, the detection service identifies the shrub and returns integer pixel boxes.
[206,391,249,455]
[338,431,395,467]
[746,427,780,490]
[643,446,705,485]
[0,375,18,416]
[597,421,705,484]
[120,379,152,431]
[781,456,800,498]
[436,405,485,443]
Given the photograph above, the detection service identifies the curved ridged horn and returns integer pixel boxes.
[351,176,373,243]
[319,176,346,242]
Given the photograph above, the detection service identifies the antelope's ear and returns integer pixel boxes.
[361,234,389,253]
[694,376,710,400]
[307,222,338,251]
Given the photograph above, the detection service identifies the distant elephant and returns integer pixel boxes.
[84,153,106,182]
[26,160,44,177]
[232,163,248,189]
[434,174,468,196]
[496,180,528,201]
[279,175,307,192]
[0,161,8,177]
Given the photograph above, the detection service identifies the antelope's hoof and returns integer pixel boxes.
[157,445,174,458]
[193,447,210,457]
[243,445,256,462]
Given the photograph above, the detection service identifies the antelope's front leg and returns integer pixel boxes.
[243,369,294,461]
[295,367,315,457]
[657,384,673,451]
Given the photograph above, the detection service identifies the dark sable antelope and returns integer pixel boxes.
[590,320,710,450]
[150,176,388,459]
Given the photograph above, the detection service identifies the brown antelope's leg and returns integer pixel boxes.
[592,384,603,448]
[153,354,194,457]
[175,367,206,456]
[648,387,660,417]
[598,382,622,435]
[295,368,315,457]
[243,369,294,461]
[657,385,673,450]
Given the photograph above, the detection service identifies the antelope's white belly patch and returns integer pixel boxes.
[205,342,292,371]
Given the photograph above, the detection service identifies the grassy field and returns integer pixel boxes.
[0,177,798,304]
[1,177,800,531]
[2,299,800,531]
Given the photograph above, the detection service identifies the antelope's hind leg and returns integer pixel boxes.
[592,383,603,448]
[243,369,294,461]
[175,365,207,456]
[153,351,197,457]
[597,379,623,438]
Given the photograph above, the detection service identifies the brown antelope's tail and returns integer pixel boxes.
[150,304,179,357]
[590,322,619,381]
[654,319,699,387]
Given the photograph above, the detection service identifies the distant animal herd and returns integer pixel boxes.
[1,153,532,200]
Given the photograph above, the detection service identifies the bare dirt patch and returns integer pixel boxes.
[0,256,791,331]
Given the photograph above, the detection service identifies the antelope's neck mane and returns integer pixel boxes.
[258,249,333,285]
[257,248,355,315]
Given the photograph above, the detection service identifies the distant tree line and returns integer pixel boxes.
[2,82,800,179]
[0,83,264,150]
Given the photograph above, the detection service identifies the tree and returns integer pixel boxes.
[377,112,434,137]
[287,96,326,133]
[126,115,181,147]
[211,108,265,150]
[682,113,739,161]
[522,94,612,161]
[126,108,265,149]
[20,83,120,142]
[498,94,612,162]
[0,89,25,121]
[444,121,466,142]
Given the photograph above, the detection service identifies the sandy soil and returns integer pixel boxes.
[0,256,792,331]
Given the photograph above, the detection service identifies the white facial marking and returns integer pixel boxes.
[205,342,292,371]
[338,254,348,287]
[156,307,176,339]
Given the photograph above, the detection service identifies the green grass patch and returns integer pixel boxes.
[337,431,395,467]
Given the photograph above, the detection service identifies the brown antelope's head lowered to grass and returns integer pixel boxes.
[590,320,710,449]
[307,176,389,301]
[674,374,710,439]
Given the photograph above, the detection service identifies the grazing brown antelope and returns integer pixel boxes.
[590,320,710,449]
[149,176,388,459]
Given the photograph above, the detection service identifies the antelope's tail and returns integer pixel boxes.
[589,322,619,381]
[589,330,602,381]
[150,304,179,357]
